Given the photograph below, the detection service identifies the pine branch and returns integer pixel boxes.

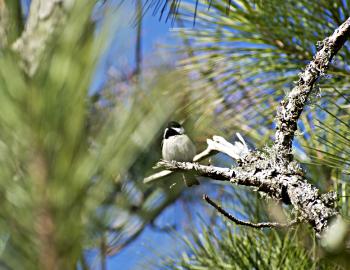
[156,154,338,234]
[154,18,350,235]
[156,160,233,181]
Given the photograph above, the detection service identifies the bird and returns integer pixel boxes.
[162,121,199,187]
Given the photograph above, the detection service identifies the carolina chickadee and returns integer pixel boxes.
[162,121,199,187]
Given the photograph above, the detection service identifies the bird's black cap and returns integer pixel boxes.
[167,121,182,128]
[164,121,183,139]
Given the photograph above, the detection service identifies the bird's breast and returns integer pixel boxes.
[162,135,196,162]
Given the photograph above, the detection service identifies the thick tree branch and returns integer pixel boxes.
[12,0,69,75]
[203,194,298,229]
[157,158,337,234]
[274,17,350,162]
[151,18,350,235]
[156,160,233,181]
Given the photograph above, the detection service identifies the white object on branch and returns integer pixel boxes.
[204,133,249,161]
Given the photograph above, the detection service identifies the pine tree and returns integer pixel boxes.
[0,1,349,269]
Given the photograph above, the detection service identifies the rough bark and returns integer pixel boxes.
[158,154,337,234]
[274,18,350,163]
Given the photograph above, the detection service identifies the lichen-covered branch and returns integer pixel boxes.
[150,18,350,235]
[157,157,337,234]
[274,17,350,162]
[156,160,233,181]
[12,0,69,75]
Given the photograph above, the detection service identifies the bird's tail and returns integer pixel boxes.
[182,173,200,187]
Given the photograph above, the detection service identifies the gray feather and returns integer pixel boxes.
[162,134,199,187]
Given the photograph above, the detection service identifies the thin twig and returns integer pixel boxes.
[134,0,142,79]
[80,253,90,270]
[100,235,107,270]
[203,194,298,229]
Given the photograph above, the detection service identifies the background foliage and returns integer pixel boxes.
[0,0,349,269]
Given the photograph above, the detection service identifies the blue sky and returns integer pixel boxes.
[90,1,174,94]
[89,3,229,269]
[90,2,185,269]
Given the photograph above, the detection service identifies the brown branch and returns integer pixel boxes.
[80,253,90,270]
[203,194,298,229]
[134,0,142,79]
[31,152,58,270]
[100,235,107,270]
